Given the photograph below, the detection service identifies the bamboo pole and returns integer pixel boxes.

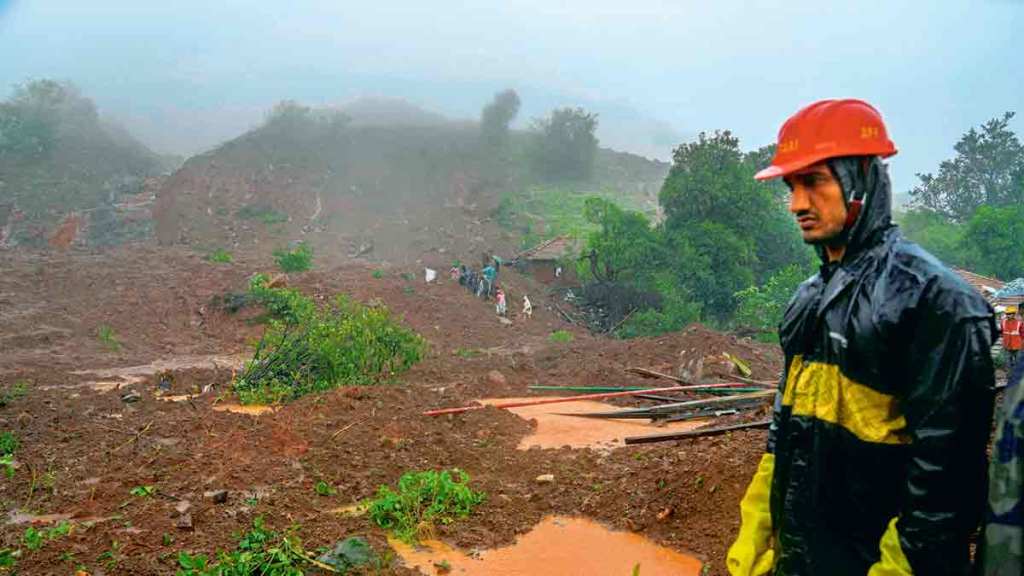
[422,382,757,417]
[624,419,772,445]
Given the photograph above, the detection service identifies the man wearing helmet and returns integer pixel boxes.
[727,100,996,575]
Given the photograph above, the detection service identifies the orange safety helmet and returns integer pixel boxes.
[755,99,897,181]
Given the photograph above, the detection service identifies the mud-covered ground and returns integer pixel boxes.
[0,245,781,575]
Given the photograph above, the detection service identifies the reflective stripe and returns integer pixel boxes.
[867,517,913,575]
[782,355,909,445]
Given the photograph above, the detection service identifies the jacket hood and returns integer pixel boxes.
[822,156,896,263]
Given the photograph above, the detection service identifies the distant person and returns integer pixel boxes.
[555,266,563,279]
[982,354,1024,575]
[481,264,496,299]
[1003,307,1023,370]
[523,294,533,318]
[495,287,507,317]
[449,264,461,282]
[727,99,996,576]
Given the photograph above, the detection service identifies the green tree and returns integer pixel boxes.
[898,209,967,267]
[962,204,1024,279]
[734,263,813,334]
[529,107,599,181]
[480,89,520,148]
[910,112,1024,222]
[580,197,663,283]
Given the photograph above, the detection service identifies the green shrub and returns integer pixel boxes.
[367,469,486,544]
[247,274,316,325]
[233,295,426,404]
[548,330,574,343]
[206,249,233,264]
[372,269,384,279]
[273,242,313,273]
[0,432,17,457]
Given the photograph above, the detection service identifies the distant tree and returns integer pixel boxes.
[898,208,967,267]
[0,79,97,160]
[910,112,1024,222]
[529,107,599,181]
[580,197,663,282]
[962,204,1024,279]
[660,131,811,284]
[480,89,520,148]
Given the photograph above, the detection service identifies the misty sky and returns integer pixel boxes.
[2,0,1022,194]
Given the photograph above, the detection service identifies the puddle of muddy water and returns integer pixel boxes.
[391,515,703,576]
[56,353,248,392]
[212,404,276,416]
[477,398,706,450]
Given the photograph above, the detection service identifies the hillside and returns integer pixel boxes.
[154,99,668,265]
[0,80,166,247]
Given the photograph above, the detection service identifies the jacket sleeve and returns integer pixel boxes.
[874,302,996,575]
[726,380,783,576]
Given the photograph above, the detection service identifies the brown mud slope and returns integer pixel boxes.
[0,245,779,575]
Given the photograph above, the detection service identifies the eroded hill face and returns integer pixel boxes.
[0,80,167,248]
[153,111,516,265]
[153,103,670,268]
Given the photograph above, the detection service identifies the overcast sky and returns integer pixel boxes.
[1,0,1022,194]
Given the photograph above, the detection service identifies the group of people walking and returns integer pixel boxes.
[450,258,532,319]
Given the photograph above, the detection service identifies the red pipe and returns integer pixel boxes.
[422,382,757,416]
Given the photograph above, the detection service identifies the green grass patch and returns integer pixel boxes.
[233,294,426,405]
[548,330,574,343]
[130,485,155,498]
[453,348,481,359]
[236,204,289,225]
[367,469,485,544]
[0,431,15,479]
[314,480,336,497]
[372,269,384,279]
[273,242,313,273]
[206,248,233,264]
[97,325,121,351]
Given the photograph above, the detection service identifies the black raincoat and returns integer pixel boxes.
[768,157,996,575]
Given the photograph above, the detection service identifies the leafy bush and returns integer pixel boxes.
[234,295,426,404]
[247,274,316,325]
[734,263,812,335]
[273,243,313,273]
[0,431,17,479]
[206,249,233,264]
[367,469,486,544]
[549,330,574,343]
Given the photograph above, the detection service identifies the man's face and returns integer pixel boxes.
[785,162,848,244]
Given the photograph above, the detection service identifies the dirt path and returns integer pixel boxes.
[0,244,778,574]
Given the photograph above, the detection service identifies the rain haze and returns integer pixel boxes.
[2,0,1021,192]
[2,2,1024,573]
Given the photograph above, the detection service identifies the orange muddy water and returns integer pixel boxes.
[477,397,706,450]
[391,515,703,575]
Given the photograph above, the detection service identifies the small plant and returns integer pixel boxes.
[367,469,486,544]
[273,242,313,273]
[206,248,233,264]
[22,521,71,551]
[549,330,574,343]
[0,432,16,479]
[315,480,336,497]
[402,286,415,295]
[400,272,416,282]
[0,381,28,408]
[97,325,121,351]
[130,485,156,498]
[97,540,121,569]
[372,269,384,279]
[454,348,481,359]
[0,548,16,569]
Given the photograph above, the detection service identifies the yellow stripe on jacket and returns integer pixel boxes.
[782,355,910,445]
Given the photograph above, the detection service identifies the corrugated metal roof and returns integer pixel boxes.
[953,268,1024,308]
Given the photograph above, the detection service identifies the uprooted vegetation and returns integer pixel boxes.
[367,469,486,544]
[175,516,380,575]
[233,281,426,404]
